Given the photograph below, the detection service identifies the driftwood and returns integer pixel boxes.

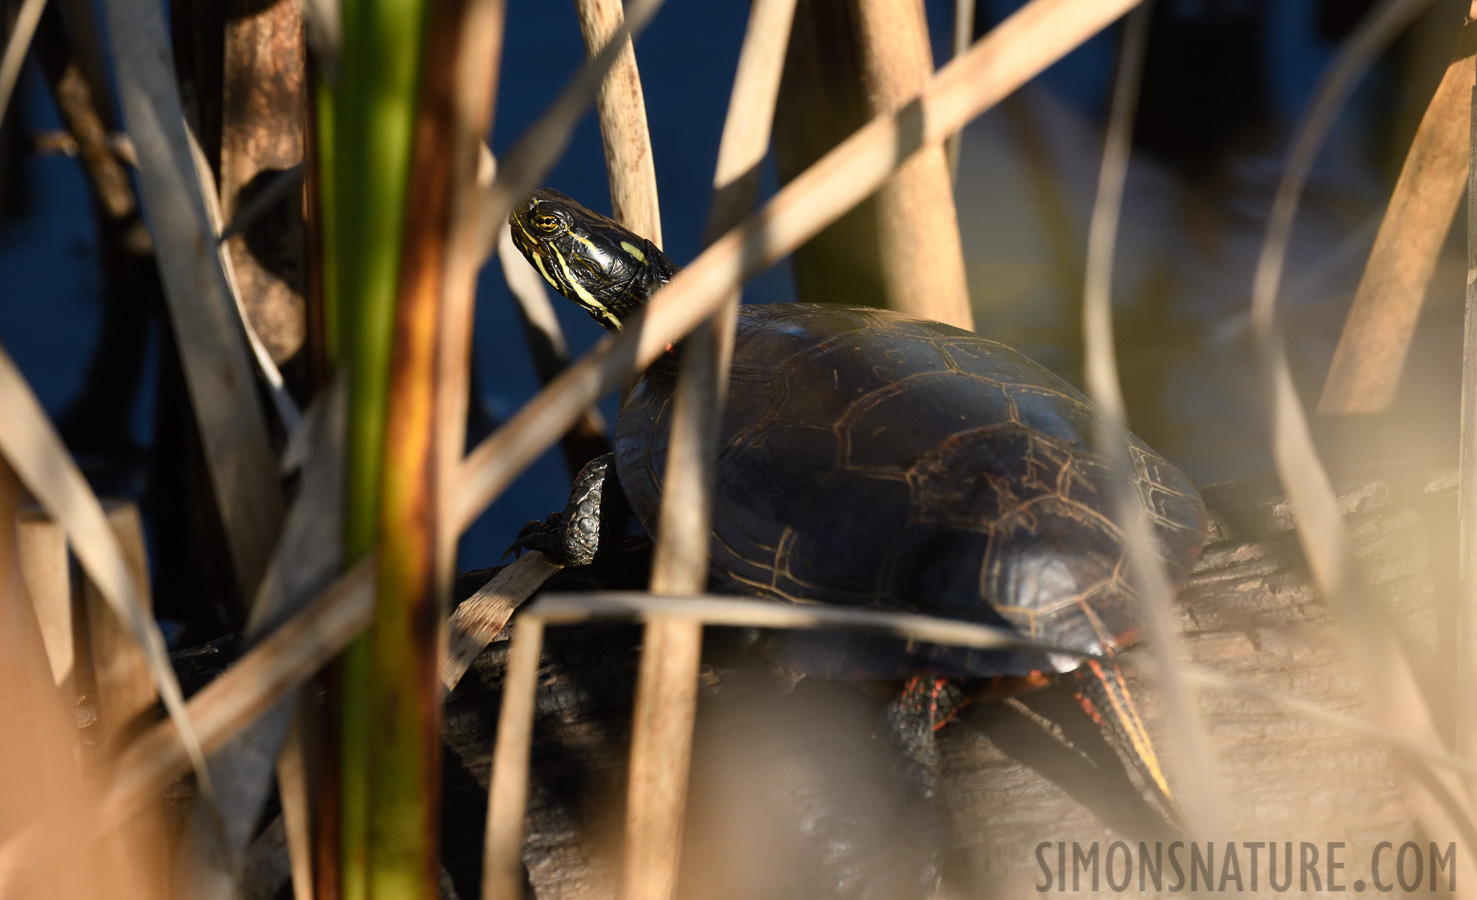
[175,467,1458,898]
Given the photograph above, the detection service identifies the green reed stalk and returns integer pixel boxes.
[317,0,429,893]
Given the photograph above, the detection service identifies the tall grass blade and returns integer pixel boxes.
[1079,1,1231,835]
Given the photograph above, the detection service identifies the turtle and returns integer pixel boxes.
[506,188,1208,812]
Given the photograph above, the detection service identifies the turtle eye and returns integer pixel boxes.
[533,214,561,233]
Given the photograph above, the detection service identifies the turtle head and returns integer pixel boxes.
[509,188,677,331]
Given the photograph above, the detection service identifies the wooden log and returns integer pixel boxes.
[176,467,1454,898]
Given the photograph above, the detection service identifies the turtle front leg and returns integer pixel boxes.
[507,453,627,566]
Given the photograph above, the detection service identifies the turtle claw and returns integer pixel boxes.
[504,513,563,560]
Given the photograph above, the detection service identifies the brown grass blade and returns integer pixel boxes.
[442,551,562,691]
[0,344,211,787]
[0,0,48,123]
[455,0,1144,536]
[1318,8,1477,415]
[576,0,663,244]
[481,616,543,900]
[101,0,285,598]
[1245,0,1477,887]
[1079,4,1230,835]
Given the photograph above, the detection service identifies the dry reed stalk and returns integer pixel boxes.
[618,618,702,900]
[357,0,507,891]
[455,0,1144,537]
[1079,4,1230,836]
[648,0,796,598]
[476,0,667,260]
[0,345,210,783]
[99,559,376,832]
[101,0,284,600]
[442,552,562,691]
[219,165,304,242]
[946,0,974,183]
[432,0,505,580]
[621,5,798,896]
[480,616,543,900]
[1246,0,1477,887]
[533,592,1112,656]
[576,0,663,245]
[16,510,72,689]
[847,0,972,329]
[1319,6,1477,415]
[0,0,47,121]
[773,0,970,325]
[571,3,708,894]
[495,222,611,476]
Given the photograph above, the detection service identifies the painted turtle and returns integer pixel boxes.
[508,189,1208,803]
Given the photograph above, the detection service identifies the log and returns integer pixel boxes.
[176,467,1456,898]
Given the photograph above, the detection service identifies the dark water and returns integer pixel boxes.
[1,0,1466,613]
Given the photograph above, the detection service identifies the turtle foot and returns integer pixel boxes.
[504,514,564,560]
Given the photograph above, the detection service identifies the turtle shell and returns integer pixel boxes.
[614,304,1207,679]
